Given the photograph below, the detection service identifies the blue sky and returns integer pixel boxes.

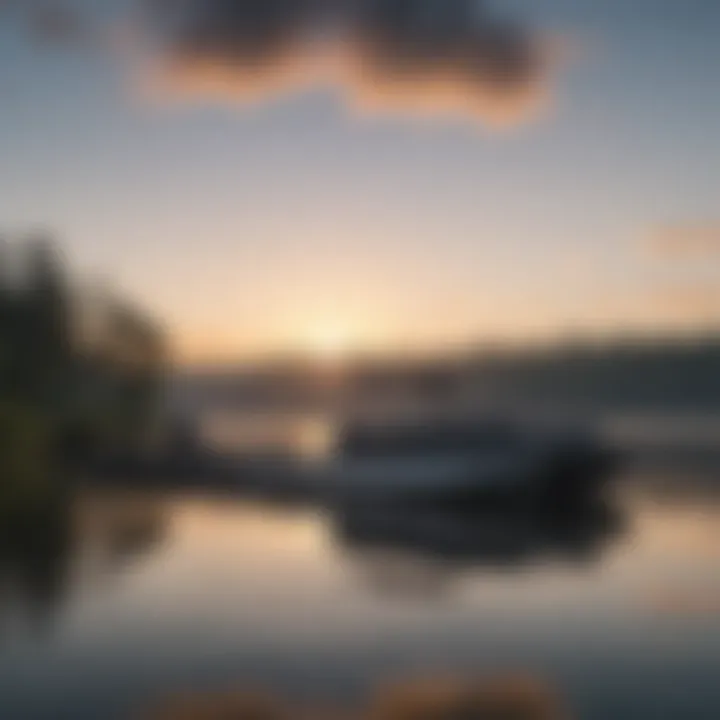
[1,1,719,361]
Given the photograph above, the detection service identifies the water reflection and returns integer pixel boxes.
[0,468,718,720]
[141,674,567,720]
[333,496,625,598]
[0,497,74,628]
[0,490,168,632]
[73,491,168,573]
[0,474,624,629]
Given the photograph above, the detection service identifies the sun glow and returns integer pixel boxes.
[307,325,353,362]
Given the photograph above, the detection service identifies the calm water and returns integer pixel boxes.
[1,470,719,719]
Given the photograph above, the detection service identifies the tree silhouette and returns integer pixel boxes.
[0,234,167,502]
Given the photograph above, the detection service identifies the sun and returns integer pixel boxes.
[307,325,352,362]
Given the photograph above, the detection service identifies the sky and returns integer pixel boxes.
[1,0,719,363]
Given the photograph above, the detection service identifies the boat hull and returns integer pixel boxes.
[327,444,615,505]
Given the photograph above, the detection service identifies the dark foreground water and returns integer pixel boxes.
[1,468,719,719]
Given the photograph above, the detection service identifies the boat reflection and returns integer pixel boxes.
[332,494,626,596]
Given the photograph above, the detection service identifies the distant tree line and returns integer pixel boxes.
[464,336,720,415]
[340,335,720,418]
[0,235,167,523]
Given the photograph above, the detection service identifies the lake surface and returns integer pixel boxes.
[0,468,719,719]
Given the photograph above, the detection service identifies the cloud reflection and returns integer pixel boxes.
[140,673,568,719]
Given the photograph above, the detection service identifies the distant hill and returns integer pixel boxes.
[464,335,720,414]
[172,334,720,417]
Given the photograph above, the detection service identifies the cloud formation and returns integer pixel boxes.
[27,2,86,45]
[0,0,89,47]
[140,0,556,124]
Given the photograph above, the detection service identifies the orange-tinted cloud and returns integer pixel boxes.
[654,286,720,316]
[139,673,568,719]
[646,223,720,257]
[140,0,558,125]
[372,674,567,720]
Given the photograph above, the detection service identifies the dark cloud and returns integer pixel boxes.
[146,0,321,65]
[141,0,556,124]
[353,1,538,90]
[0,1,88,47]
[26,2,87,45]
